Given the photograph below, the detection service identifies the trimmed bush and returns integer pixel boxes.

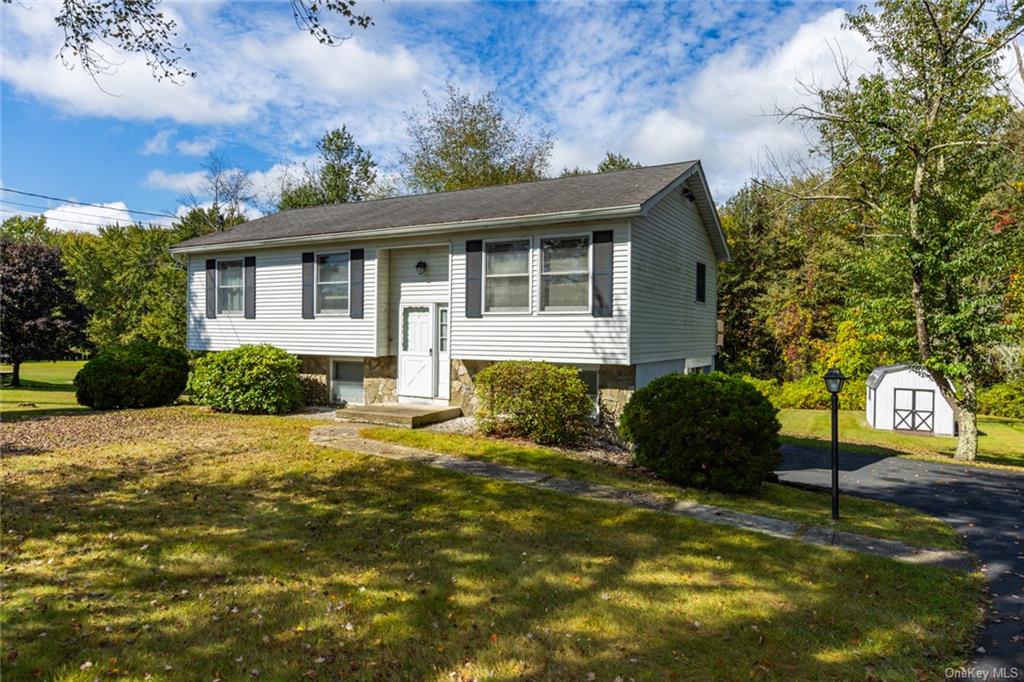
[978,381,1024,420]
[620,372,781,494]
[474,361,593,445]
[188,344,302,414]
[75,341,188,410]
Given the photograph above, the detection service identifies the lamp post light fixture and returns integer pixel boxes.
[823,367,847,520]
[415,260,427,276]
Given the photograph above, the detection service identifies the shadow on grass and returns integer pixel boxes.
[1,433,982,680]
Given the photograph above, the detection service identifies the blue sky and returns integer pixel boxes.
[0,0,871,232]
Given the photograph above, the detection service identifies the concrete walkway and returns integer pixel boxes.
[309,423,973,572]
[779,444,1024,674]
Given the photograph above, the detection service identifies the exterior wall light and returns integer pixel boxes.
[415,260,427,276]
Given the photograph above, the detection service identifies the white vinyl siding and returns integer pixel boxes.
[630,187,718,364]
[187,247,378,356]
[385,245,450,356]
[451,222,630,365]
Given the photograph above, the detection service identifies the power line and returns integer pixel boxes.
[0,199,172,224]
[0,208,126,230]
[0,187,177,219]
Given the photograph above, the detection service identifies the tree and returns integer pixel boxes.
[179,153,255,230]
[278,126,381,209]
[401,84,553,193]
[783,0,1024,460]
[1,0,373,84]
[0,239,88,386]
[560,152,642,177]
[1,215,55,244]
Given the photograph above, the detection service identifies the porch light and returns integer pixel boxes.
[415,260,427,276]
[824,367,846,395]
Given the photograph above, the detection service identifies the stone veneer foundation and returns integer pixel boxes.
[364,356,398,405]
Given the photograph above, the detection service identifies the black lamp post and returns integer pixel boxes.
[823,367,846,520]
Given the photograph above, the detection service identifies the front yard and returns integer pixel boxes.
[1,408,984,680]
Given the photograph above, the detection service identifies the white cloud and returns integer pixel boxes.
[142,129,175,155]
[176,138,218,156]
[42,201,158,233]
[145,169,207,194]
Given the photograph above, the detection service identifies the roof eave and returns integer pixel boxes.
[169,204,642,254]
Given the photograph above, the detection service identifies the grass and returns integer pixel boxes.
[0,360,86,421]
[779,408,1024,469]
[360,428,964,552]
[1,408,983,680]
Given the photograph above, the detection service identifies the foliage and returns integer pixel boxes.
[278,126,383,209]
[0,239,88,386]
[560,151,642,177]
[787,0,1024,460]
[620,373,782,494]
[401,84,553,192]
[3,0,371,83]
[739,373,867,412]
[0,215,55,244]
[299,375,331,406]
[978,381,1024,420]
[188,345,303,414]
[74,341,187,409]
[474,361,592,445]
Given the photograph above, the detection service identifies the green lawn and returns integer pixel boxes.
[361,427,963,552]
[0,360,86,421]
[779,408,1024,469]
[1,408,983,680]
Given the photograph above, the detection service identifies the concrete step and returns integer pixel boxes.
[335,404,463,428]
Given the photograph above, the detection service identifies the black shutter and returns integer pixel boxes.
[349,249,364,319]
[696,262,707,303]
[205,259,217,319]
[302,252,315,319]
[592,231,614,317]
[243,256,256,319]
[465,240,482,318]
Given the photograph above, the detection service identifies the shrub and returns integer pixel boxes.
[299,374,331,406]
[188,344,302,414]
[736,375,781,404]
[75,341,188,410]
[619,373,781,494]
[978,381,1024,420]
[474,361,593,445]
[741,374,867,412]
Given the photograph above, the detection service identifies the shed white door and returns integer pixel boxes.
[894,388,934,432]
[399,304,434,398]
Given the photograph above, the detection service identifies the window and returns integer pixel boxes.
[217,259,244,314]
[438,305,448,352]
[317,252,349,314]
[695,261,707,303]
[331,360,363,405]
[541,236,590,311]
[484,240,530,312]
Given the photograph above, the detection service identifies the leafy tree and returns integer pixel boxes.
[1,0,373,83]
[784,0,1024,460]
[401,84,553,192]
[560,152,642,177]
[179,153,255,228]
[278,126,381,209]
[0,239,88,386]
[1,215,55,244]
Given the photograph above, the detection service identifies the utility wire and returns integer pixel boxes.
[0,199,171,224]
[0,208,124,230]
[0,187,177,219]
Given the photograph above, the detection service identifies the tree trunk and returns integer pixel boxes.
[955,406,978,461]
[11,361,20,388]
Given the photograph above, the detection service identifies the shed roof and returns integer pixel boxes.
[170,161,728,257]
[866,364,918,389]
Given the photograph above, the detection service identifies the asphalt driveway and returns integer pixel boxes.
[778,445,1023,675]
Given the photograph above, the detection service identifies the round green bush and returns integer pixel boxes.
[619,373,782,494]
[188,344,302,414]
[74,341,188,410]
[474,361,593,445]
[978,381,1024,420]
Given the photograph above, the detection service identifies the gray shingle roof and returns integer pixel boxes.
[171,161,699,251]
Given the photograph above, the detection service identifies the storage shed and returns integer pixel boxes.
[865,365,957,436]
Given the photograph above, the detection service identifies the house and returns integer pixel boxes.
[865,365,957,436]
[169,161,730,423]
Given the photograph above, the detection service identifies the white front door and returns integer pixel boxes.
[399,304,434,398]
